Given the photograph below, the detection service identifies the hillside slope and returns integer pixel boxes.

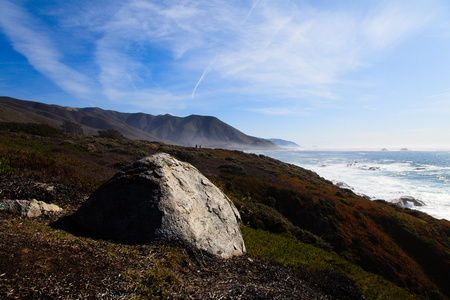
[0,124,448,299]
[0,97,276,149]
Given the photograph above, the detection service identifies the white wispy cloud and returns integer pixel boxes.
[206,0,438,97]
[362,1,436,50]
[0,0,94,97]
[0,0,441,113]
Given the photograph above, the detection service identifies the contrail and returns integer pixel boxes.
[126,73,137,91]
[191,0,260,98]
[245,0,262,21]
[191,58,215,98]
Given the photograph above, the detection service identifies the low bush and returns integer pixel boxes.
[218,163,245,175]
[240,202,332,251]
[97,129,126,140]
[0,122,62,137]
[165,148,199,162]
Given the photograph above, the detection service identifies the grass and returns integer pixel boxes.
[0,135,55,154]
[122,259,183,299]
[242,226,414,299]
[3,216,332,299]
[1,217,189,299]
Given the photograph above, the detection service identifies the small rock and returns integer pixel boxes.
[0,199,63,217]
[36,183,55,192]
[334,181,353,190]
[399,196,425,207]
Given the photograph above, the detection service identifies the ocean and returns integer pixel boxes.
[252,149,450,221]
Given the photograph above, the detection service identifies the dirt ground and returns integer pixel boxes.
[0,175,365,299]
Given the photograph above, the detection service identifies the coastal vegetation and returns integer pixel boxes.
[1,122,449,299]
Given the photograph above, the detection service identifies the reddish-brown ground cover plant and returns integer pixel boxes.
[1,124,449,299]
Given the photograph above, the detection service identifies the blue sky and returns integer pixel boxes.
[1,0,450,149]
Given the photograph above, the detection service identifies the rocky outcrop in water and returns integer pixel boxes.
[70,153,246,258]
[391,196,426,208]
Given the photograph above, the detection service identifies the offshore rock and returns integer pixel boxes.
[391,196,426,208]
[71,153,246,258]
[0,199,63,217]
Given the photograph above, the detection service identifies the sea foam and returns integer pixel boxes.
[254,150,450,221]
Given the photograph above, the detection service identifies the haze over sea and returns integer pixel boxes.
[253,149,450,221]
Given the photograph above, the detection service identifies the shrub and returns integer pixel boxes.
[240,202,331,251]
[97,129,126,140]
[218,163,245,175]
[241,202,291,233]
[263,196,276,207]
[166,148,198,162]
[61,121,84,135]
[0,122,62,137]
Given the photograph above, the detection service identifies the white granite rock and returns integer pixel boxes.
[72,153,246,258]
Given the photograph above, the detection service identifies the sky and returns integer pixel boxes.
[1,0,450,150]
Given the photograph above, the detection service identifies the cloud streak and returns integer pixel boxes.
[362,1,435,50]
[0,0,94,97]
[0,0,442,114]
[192,58,216,98]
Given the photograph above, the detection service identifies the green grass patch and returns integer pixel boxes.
[242,226,414,300]
[0,157,18,175]
[0,135,55,154]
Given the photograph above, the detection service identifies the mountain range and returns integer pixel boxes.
[0,97,278,150]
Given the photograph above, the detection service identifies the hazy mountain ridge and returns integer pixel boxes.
[0,97,276,149]
[265,138,301,148]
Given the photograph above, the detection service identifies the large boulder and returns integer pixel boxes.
[71,153,246,258]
